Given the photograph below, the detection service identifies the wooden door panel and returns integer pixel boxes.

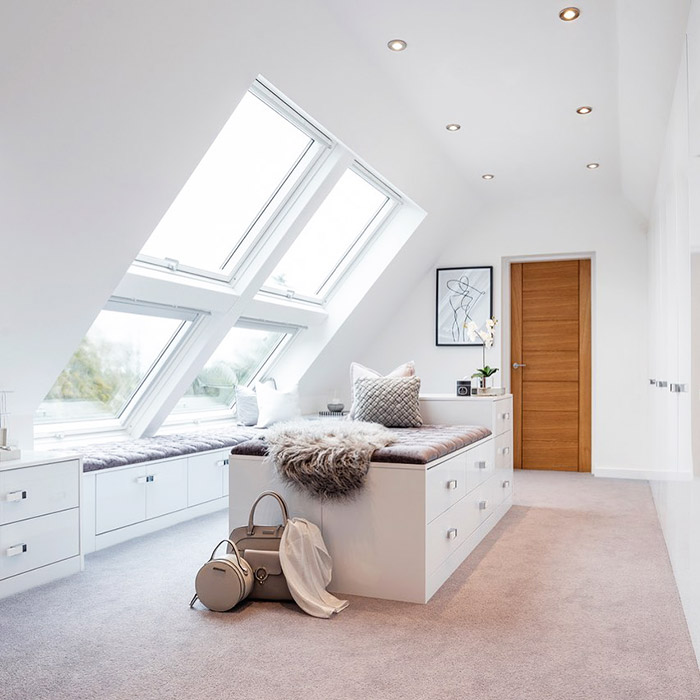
[521,351,578,382]
[522,320,578,351]
[523,382,578,412]
[522,288,579,320]
[522,410,578,442]
[522,260,579,289]
[523,441,579,470]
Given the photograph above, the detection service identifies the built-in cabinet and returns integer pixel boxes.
[82,447,231,553]
[0,452,82,599]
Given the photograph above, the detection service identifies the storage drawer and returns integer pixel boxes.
[146,459,188,520]
[495,431,513,471]
[492,398,513,437]
[0,508,79,579]
[464,440,494,492]
[96,465,147,534]
[426,454,467,523]
[188,450,229,506]
[0,459,79,525]
[426,491,483,574]
[477,476,503,522]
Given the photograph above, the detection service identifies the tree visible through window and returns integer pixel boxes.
[36,309,188,423]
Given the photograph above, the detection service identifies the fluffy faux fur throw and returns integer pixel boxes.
[265,420,395,501]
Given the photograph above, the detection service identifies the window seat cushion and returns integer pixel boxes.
[55,427,261,473]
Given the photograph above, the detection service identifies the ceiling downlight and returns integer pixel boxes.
[445,123,461,132]
[482,174,495,180]
[387,39,407,52]
[576,106,592,115]
[559,7,580,21]
[586,163,600,170]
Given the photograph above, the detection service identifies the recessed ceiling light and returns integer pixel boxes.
[586,162,600,169]
[576,106,592,115]
[482,174,495,180]
[559,7,580,21]
[387,39,407,51]
[445,123,461,131]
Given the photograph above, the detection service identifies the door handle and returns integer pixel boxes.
[512,363,526,369]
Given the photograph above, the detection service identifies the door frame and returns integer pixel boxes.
[501,252,596,472]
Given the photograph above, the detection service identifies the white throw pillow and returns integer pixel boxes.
[235,385,259,426]
[255,382,302,428]
[348,361,415,419]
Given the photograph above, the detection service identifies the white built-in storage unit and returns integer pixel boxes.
[0,452,82,599]
[230,395,513,603]
[82,447,231,553]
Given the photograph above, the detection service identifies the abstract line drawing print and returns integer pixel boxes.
[436,266,492,346]
[447,274,485,342]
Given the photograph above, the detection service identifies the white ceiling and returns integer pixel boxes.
[327,0,690,217]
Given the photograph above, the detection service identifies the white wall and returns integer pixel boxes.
[310,192,650,475]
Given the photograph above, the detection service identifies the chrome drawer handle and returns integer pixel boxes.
[476,461,487,469]
[446,528,458,540]
[5,490,27,503]
[6,543,27,557]
[479,500,488,510]
[215,459,229,467]
[446,479,458,490]
[500,447,510,455]
[502,480,510,489]
[136,475,156,484]
[499,412,511,420]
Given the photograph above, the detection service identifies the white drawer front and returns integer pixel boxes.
[0,460,79,525]
[464,440,495,492]
[426,491,483,574]
[496,472,513,504]
[146,459,188,520]
[495,431,513,471]
[96,465,147,534]
[0,508,79,579]
[426,455,467,523]
[492,398,513,437]
[477,477,502,523]
[188,450,228,506]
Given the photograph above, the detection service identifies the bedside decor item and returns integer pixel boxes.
[456,380,471,396]
[436,266,493,345]
[327,402,344,413]
[466,317,500,393]
[190,539,254,612]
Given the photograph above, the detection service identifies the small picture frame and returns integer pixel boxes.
[436,266,493,346]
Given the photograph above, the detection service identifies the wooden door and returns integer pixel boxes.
[511,259,591,471]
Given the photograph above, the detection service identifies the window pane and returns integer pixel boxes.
[138,91,314,275]
[265,169,389,297]
[36,310,186,423]
[172,326,287,414]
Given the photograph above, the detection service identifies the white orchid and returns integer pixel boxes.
[464,316,499,386]
[465,319,479,342]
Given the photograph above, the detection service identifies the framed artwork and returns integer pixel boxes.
[436,266,493,346]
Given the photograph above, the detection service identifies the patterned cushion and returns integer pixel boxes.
[352,376,423,428]
[348,360,415,419]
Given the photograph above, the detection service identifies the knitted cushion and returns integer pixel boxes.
[352,376,423,428]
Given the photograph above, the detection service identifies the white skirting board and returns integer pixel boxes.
[594,468,694,482]
[0,556,82,600]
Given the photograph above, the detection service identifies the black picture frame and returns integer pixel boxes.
[436,266,493,346]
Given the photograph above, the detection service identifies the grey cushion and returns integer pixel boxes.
[352,376,423,428]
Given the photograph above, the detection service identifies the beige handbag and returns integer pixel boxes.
[230,491,293,601]
[190,539,253,612]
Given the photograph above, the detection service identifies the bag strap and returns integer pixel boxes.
[209,538,248,574]
[247,491,289,536]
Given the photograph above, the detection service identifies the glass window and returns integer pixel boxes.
[36,309,189,424]
[264,168,392,299]
[138,87,324,278]
[171,325,289,414]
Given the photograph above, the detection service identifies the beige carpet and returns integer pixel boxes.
[1,470,698,700]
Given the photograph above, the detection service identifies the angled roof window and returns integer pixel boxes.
[36,300,196,425]
[137,81,329,281]
[171,321,294,415]
[263,166,398,302]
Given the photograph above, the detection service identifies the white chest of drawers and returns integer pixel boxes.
[0,452,83,599]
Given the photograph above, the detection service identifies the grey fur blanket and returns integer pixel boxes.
[265,420,395,500]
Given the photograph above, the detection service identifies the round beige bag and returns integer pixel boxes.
[190,539,253,612]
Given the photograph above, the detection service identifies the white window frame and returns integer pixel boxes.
[34,297,202,441]
[259,162,402,305]
[134,80,333,285]
[162,318,300,428]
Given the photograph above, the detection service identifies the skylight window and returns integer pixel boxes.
[171,322,292,415]
[263,167,395,301]
[137,83,328,280]
[36,302,193,424]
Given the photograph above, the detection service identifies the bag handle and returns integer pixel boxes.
[247,491,289,536]
[210,538,249,574]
